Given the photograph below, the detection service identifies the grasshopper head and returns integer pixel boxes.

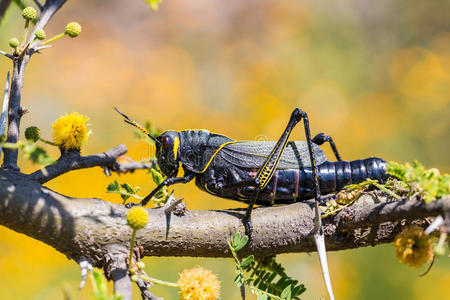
[156,131,180,178]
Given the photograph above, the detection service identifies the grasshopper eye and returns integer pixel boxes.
[162,136,171,149]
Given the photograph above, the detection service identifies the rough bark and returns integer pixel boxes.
[0,169,447,268]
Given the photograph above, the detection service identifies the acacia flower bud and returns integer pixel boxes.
[9,38,19,49]
[25,126,41,142]
[34,29,46,40]
[22,7,37,21]
[65,22,82,38]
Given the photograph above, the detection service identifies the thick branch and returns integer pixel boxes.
[333,197,450,230]
[0,169,448,267]
[104,245,132,300]
[2,54,30,169]
[28,144,127,183]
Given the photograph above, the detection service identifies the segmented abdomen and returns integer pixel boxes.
[317,157,387,195]
[260,157,387,204]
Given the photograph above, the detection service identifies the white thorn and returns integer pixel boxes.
[314,232,335,300]
[79,260,93,289]
[0,72,10,153]
[424,215,444,235]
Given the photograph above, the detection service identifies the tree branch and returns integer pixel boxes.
[104,245,132,300]
[0,169,448,267]
[28,144,128,183]
[2,0,67,170]
[112,161,155,174]
[0,50,14,60]
[28,144,154,183]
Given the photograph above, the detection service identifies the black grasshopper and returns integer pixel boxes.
[115,107,387,232]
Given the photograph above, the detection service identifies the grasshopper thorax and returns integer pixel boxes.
[156,131,181,178]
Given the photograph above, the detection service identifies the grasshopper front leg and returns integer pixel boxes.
[126,173,195,208]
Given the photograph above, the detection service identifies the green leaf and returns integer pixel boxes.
[280,285,292,299]
[234,231,248,251]
[120,183,135,195]
[292,285,306,297]
[150,168,165,185]
[90,269,108,300]
[106,182,118,192]
[240,255,254,268]
[111,292,124,300]
[257,293,268,300]
[386,161,449,202]
[106,180,144,204]
[234,274,244,287]
[21,142,54,165]
[119,183,135,201]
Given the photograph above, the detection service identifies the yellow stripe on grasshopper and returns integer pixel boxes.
[257,138,290,189]
[173,136,180,160]
[198,141,237,173]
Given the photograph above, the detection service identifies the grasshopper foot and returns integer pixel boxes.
[125,202,139,209]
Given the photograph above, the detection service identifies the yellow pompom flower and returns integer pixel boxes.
[394,226,434,267]
[52,112,89,151]
[127,207,149,230]
[178,267,220,300]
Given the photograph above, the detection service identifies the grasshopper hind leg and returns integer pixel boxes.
[312,132,342,161]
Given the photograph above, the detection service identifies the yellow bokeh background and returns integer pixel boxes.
[0,0,449,299]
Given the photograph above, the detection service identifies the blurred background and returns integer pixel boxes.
[0,0,449,299]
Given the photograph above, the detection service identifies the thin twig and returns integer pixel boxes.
[112,161,154,173]
[28,144,128,183]
[136,279,162,300]
[38,137,56,146]
[33,0,44,10]
[137,274,178,288]
[419,255,435,277]
[0,50,14,60]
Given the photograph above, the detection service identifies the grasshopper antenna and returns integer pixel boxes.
[113,107,160,145]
